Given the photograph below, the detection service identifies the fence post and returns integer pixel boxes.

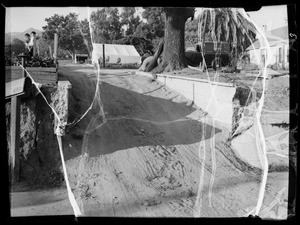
[20,55,26,77]
[37,40,40,56]
[10,55,27,183]
[199,11,207,72]
[10,96,21,183]
[54,33,58,65]
[49,45,52,58]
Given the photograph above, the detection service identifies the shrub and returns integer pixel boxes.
[105,63,140,69]
[32,169,64,189]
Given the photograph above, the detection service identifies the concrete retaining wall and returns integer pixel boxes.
[156,74,236,130]
[137,71,288,171]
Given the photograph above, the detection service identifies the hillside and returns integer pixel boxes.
[5,27,42,45]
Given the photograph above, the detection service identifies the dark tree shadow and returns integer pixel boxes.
[62,77,222,158]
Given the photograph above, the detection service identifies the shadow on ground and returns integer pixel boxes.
[58,67,222,159]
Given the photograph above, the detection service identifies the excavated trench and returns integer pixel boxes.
[6,81,71,186]
[155,73,289,172]
[6,69,289,183]
[7,64,289,217]
[6,66,288,186]
[229,78,289,171]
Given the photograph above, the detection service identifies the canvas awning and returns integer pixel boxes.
[92,44,141,64]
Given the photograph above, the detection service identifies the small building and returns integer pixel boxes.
[92,44,141,64]
[246,26,289,69]
[74,50,89,63]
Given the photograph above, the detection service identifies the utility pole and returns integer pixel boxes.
[102,44,105,68]
[54,33,58,65]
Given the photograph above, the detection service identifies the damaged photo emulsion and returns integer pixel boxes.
[5,6,293,218]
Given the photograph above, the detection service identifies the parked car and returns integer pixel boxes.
[185,42,230,70]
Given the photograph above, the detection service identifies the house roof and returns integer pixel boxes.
[247,27,288,51]
[271,26,289,40]
[92,44,140,57]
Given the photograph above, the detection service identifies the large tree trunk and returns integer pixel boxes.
[148,7,194,73]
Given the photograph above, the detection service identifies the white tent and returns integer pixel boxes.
[92,44,141,64]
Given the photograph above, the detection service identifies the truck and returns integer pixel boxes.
[185,41,230,70]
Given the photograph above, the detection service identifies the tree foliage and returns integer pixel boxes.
[120,7,141,36]
[37,37,52,57]
[185,15,211,49]
[89,7,166,55]
[4,38,25,65]
[9,38,26,55]
[134,7,165,49]
[90,8,123,43]
[4,38,57,66]
[185,18,198,48]
[197,8,257,67]
[42,13,88,58]
[79,18,93,56]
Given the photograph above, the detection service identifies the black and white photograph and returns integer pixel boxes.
[3,3,296,220]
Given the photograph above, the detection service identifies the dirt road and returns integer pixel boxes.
[55,64,288,218]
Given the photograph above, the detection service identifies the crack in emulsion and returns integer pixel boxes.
[193,121,207,217]
[242,10,270,216]
[12,7,105,217]
[237,187,287,218]
[71,8,272,217]
[15,63,82,217]
[193,8,235,217]
[192,8,271,217]
[13,7,281,218]
[208,119,216,207]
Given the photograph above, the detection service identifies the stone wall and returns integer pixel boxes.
[6,81,71,181]
[156,74,236,130]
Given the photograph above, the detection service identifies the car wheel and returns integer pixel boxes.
[212,59,217,71]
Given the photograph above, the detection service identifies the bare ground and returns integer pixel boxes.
[11,64,289,218]
[59,64,288,218]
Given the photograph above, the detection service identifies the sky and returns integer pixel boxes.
[5,7,89,33]
[247,5,288,31]
[5,5,287,33]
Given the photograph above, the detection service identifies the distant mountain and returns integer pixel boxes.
[5,27,43,45]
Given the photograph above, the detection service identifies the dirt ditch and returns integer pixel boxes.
[9,64,289,218]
